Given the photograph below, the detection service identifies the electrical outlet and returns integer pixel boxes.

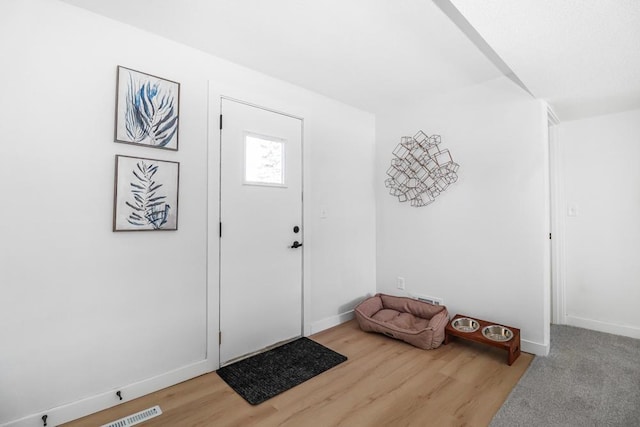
[396,277,405,290]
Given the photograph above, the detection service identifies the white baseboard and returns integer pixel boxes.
[565,315,640,340]
[310,310,354,335]
[309,311,551,357]
[2,360,211,427]
[521,339,549,356]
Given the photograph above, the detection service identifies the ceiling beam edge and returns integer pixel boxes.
[433,0,535,98]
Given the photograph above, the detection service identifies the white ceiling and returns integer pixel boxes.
[59,0,501,114]
[450,0,640,120]
[61,0,640,121]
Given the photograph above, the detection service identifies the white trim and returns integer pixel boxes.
[206,80,220,370]
[220,95,304,121]
[309,310,355,335]
[310,310,550,357]
[211,83,309,367]
[541,101,552,352]
[566,315,640,340]
[547,104,561,126]
[302,117,311,337]
[2,360,210,427]
[548,112,566,325]
[521,339,550,356]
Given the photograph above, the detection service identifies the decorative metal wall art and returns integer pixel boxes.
[385,131,459,207]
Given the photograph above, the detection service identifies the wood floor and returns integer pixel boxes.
[63,320,532,427]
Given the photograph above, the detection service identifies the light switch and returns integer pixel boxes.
[320,206,328,219]
[567,204,578,217]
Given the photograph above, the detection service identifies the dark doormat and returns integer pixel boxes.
[216,337,347,405]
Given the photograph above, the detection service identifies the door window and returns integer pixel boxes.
[244,133,285,186]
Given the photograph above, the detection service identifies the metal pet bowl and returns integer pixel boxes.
[451,317,479,333]
[482,325,514,342]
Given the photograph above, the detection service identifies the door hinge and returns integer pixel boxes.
[219,222,222,238]
[219,331,222,345]
[549,233,552,239]
[219,114,223,130]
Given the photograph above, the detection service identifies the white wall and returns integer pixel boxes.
[0,1,376,425]
[376,77,549,355]
[558,108,640,338]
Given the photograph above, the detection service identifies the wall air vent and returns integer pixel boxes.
[101,406,162,427]
[411,294,444,306]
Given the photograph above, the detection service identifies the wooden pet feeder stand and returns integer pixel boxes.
[444,314,521,365]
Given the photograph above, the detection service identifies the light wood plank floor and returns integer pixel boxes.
[64,320,532,427]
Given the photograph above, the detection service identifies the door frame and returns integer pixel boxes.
[206,82,310,370]
[548,107,566,325]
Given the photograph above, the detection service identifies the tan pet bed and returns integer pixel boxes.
[354,293,449,349]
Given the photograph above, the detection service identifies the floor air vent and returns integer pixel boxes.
[101,405,162,427]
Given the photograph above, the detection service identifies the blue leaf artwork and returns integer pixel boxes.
[116,66,180,150]
[114,155,179,231]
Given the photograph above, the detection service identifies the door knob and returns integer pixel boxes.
[290,241,303,249]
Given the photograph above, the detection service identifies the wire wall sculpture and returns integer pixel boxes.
[385,131,459,207]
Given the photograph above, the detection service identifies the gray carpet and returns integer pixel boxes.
[491,325,640,426]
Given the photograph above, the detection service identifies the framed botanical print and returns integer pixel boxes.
[113,155,179,231]
[115,66,180,150]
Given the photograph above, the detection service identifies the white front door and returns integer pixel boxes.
[219,98,303,365]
